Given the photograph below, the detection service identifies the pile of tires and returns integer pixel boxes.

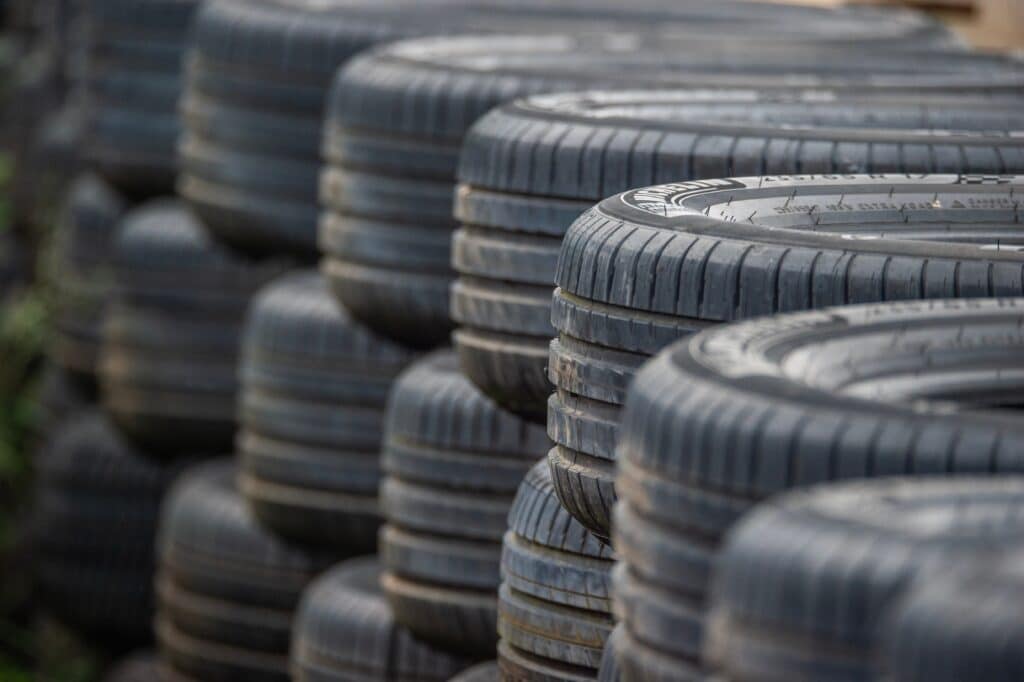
[237,270,416,552]
[322,29,1022,368]
[457,91,1024,426]
[80,0,200,197]
[155,461,333,681]
[379,351,547,655]
[548,173,1024,540]
[32,411,188,651]
[497,461,615,681]
[612,297,1024,679]
[98,200,286,456]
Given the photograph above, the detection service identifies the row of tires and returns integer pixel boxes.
[21,0,1024,681]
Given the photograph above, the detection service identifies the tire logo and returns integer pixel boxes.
[620,179,747,217]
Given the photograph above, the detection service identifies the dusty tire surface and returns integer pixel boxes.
[238,270,416,552]
[380,351,547,656]
[551,173,1024,539]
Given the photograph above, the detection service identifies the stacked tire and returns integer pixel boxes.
[547,173,1024,540]
[497,461,615,681]
[33,412,187,651]
[81,0,199,197]
[706,477,1024,681]
[323,30,1023,372]
[291,557,475,682]
[238,270,416,552]
[612,298,1024,680]
[51,174,125,392]
[155,461,333,682]
[379,351,547,655]
[99,201,286,456]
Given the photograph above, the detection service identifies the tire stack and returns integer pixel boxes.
[30,4,205,654]
[705,477,1024,681]
[612,298,1024,680]
[237,269,416,553]
[323,33,1020,356]
[154,461,335,682]
[80,0,198,198]
[32,412,189,652]
[497,460,615,681]
[379,351,547,656]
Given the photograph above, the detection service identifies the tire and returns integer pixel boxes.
[157,460,334,682]
[52,174,127,390]
[33,411,187,650]
[455,91,1024,421]
[380,351,547,656]
[450,661,499,682]
[706,478,1024,681]
[103,652,159,682]
[81,0,200,197]
[238,270,417,550]
[881,550,1024,682]
[34,363,92,446]
[596,626,623,682]
[611,297,1024,681]
[291,557,474,682]
[550,173,1024,539]
[498,461,614,681]
[98,200,287,456]
[322,33,1020,349]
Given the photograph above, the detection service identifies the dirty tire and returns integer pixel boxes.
[455,91,1024,419]
[99,200,287,456]
[157,460,333,682]
[381,351,547,656]
[612,297,1024,681]
[497,461,614,681]
[882,548,1024,682]
[34,411,187,650]
[550,174,1024,539]
[103,652,160,682]
[707,478,1024,681]
[291,557,474,682]
[238,269,416,550]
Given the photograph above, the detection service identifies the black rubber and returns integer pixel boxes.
[882,548,1024,682]
[611,297,1024,681]
[550,173,1024,539]
[82,0,200,197]
[322,33,1021,348]
[707,477,1024,682]
[98,200,288,456]
[455,92,1024,419]
[497,461,614,681]
[450,661,500,682]
[596,626,623,682]
[291,557,474,682]
[103,652,160,682]
[238,269,416,551]
[34,363,93,446]
[33,410,187,650]
[157,460,333,682]
[52,173,127,390]
[380,351,546,656]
